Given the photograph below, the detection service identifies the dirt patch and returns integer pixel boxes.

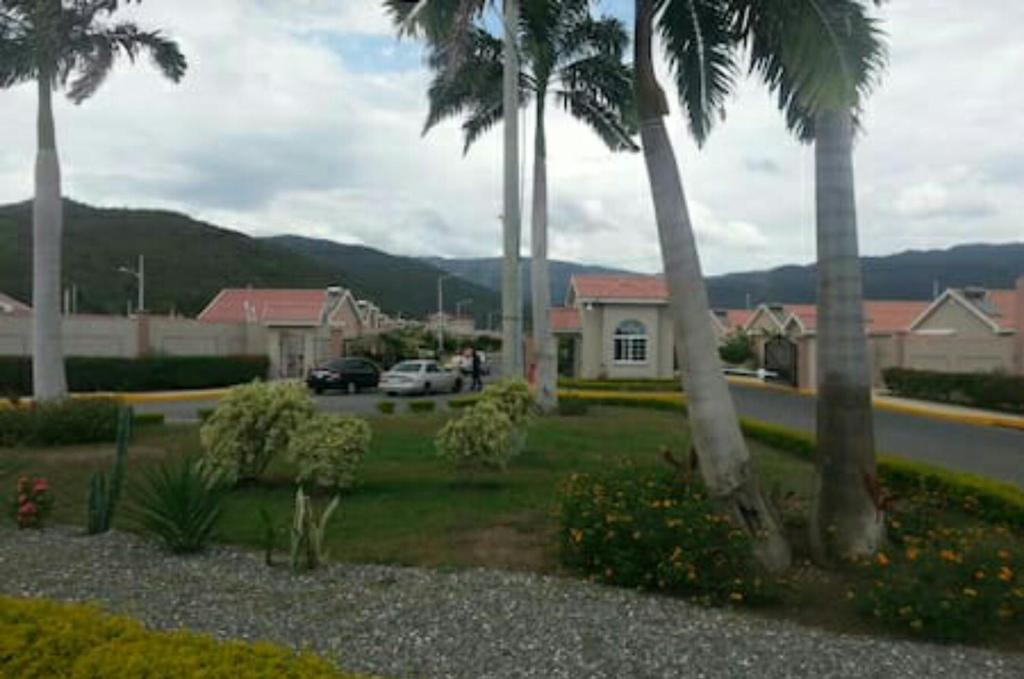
[448,517,558,573]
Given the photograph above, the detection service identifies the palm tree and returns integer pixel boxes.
[736,0,887,561]
[0,0,186,400]
[388,0,524,379]
[419,0,637,412]
[631,0,791,572]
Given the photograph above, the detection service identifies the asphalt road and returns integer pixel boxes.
[139,382,1024,487]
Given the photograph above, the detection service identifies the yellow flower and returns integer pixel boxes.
[570,529,584,544]
[963,587,978,598]
[898,606,913,618]
[998,567,1013,582]
[905,547,920,562]
[998,549,1011,561]
[729,592,744,603]
[910,619,924,631]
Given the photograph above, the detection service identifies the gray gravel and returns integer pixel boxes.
[1,527,1021,679]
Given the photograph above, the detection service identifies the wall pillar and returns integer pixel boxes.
[1014,276,1024,376]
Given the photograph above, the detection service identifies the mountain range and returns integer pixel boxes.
[1,199,1021,322]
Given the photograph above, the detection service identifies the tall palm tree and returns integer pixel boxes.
[419,0,637,412]
[388,0,524,379]
[736,0,887,561]
[631,0,791,572]
[0,0,186,400]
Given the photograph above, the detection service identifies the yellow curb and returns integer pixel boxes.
[114,389,230,405]
[725,375,815,396]
[563,385,1024,432]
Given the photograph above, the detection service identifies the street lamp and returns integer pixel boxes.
[117,254,145,313]
[456,298,473,318]
[437,273,451,357]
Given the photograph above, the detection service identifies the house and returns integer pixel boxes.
[427,312,477,339]
[0,292,32,318]
[198,287,365,378]
[550,274,1024,388]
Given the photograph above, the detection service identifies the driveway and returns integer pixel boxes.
[138,381,1024,487]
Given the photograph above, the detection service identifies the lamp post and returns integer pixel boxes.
[456,298,473,318]
[117,254,145,313]
[437,273,451,357]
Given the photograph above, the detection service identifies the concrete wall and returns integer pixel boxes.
[901,335,1014,373]
[916,298,997,338]
[1,315,137,357]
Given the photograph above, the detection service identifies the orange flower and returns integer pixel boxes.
[905,547,920,562]
[570,529,583,544]
[998,550,1011,561]
[875,553,890,567]
[998,567,1014,582]
[974,570,986,581]
[939,549,959,563]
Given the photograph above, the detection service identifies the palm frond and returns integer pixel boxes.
[657,0,737,146]
[556,87,639,152]
[731,0,887,138]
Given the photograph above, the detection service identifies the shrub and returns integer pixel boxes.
[557,398,589,416]
[197,407,215,422]
[409,400,436,413]
[133,412,165,427]
[448,395,481,410]
[560,468,778,606]
[558,378,681,393]
[718,332,754,365]
[130,457,226,554]
[0,398,121,447]
[199,381,314,485]
[9,475,54,529]
[853,524,1024,642]
[0,356,269,397]
[479,379,533,426]
[435,400,517,472]
[882,367,1024,414]
[0,596,367,678]
[287,414,372,491]
[376,400,396,414]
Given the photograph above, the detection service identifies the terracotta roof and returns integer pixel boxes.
[724,309,754,329]
[987,290,1018,330]
[787,301,929,334]
[0,291,31,317]
[572,275,668,301]
[550,307,581,333]
[198,289,329,325]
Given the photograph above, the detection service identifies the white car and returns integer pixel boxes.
[380,360,463,396]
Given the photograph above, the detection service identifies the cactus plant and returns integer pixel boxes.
[86,406,132,534]
[289,487,339,572]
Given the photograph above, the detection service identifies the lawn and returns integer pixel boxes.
[0,407,810,571]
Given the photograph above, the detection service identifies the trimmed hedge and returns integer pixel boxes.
[883,368,1024,414]
[0,596,370,678]
[0,401,164,447]
[558,378,681,393]
[409,400,436,413]
[560,390,1024,532]
[0,355,269,396]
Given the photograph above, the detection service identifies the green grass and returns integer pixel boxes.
[0,407,806,571]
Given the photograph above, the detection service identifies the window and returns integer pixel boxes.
[613,319,648,364]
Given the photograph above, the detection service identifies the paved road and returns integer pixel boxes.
[139,383,1024,487]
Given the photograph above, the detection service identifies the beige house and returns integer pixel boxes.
[551,274,1024,388]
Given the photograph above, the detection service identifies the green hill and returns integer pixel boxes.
[0,200,497,322]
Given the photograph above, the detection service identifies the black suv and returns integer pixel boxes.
[307,358,381,394]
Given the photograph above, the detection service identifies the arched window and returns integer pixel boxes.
[613,319,648,364]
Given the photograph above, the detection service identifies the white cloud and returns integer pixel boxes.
[0,0,1020,278]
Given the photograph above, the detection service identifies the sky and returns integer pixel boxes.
[0,0,1021,276]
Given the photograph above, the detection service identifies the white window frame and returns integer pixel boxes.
[613,320,649,365]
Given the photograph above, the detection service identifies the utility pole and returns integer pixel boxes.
[501,0,522,378]
[118,254,145,313]
[437,274,450,357]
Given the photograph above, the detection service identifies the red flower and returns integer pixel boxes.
[17,501,38,516]
[32,479,49,494]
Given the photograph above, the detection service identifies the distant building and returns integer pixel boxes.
[550,274,1024,389]
[427,312,476,339]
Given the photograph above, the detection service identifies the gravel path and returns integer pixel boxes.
[1,528,1021,679]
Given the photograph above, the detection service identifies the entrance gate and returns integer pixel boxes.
[764,336,798,387]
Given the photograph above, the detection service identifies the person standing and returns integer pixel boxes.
[471,347,484,392]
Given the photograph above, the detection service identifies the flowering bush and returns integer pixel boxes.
[199,381,314,485]
[435,400,517,472]
[479,379,534,426]
[10,476,54,529]
[853,520,1024,642]
[287,414,372,491]
[559,467,778,606]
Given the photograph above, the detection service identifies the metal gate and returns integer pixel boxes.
[764,336,798,387]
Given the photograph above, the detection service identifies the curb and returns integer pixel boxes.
[67,389,230,405]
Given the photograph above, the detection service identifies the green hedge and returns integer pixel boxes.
[0,399,121,447]
[562,391,1024,532]
[558,378,682,392]
[883,368,1024,414]
[0,356,269,397]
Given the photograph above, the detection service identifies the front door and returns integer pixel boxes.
[279,331,306,378]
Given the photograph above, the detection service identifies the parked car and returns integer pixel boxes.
[307,358,380,394]
[380,360,463,396]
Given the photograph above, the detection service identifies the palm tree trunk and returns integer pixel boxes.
[501,0,523,379]
[809,108,882,562]
[32,72,68,400]
[530,95,557,411]
[633,0,789,572]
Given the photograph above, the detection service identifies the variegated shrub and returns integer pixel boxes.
[287,414,372,491]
